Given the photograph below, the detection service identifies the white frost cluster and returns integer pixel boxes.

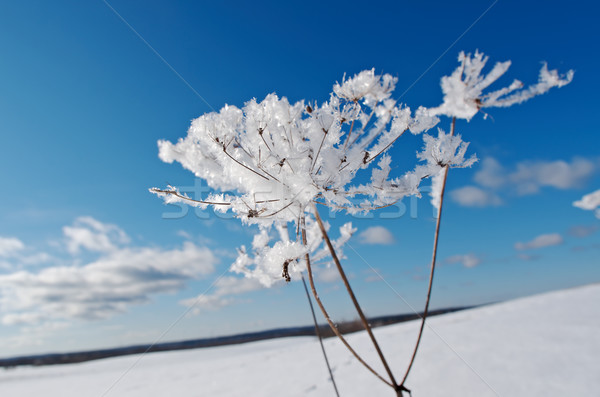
[416,129,477,210]
[231,220,355,287]
[429,51,574,121]
[153,50,571,286]
[155,71,440,225]
[417,129,477,169]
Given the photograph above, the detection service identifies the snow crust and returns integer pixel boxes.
[2,284,598,396]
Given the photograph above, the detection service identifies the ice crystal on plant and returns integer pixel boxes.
[153,69,442,283]
[416,129,477,210]
[154,69,440,228]
[152,50,571,285]
[429,51,573,120]
[417,129,477,169]
[231,220,355,287]
[333,69,396,106]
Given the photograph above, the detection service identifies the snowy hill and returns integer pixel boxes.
[1,284,599,396]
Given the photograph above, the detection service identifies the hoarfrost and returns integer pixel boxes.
[152,50,571,285]
[429,51,573,120]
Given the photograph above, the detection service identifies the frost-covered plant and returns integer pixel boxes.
[396,51,572,392]
[154,69,440,224]
[428,50,573,121]
[231,218,355,287]
[152,51,572,396]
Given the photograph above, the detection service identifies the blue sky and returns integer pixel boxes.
[0,1,598,357]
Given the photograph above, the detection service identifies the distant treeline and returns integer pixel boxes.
[0,307,470,368]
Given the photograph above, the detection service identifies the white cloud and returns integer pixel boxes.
[450,186,502,207]
[0,237,25,257]
[514,233,563,251]
[316,265,341,283]
[517,253,541,261]
[19,252,53,265]
[474,157,506,189]
[63,216,130,254]
[568,225,598,238]
[180,276,264,313]
[510,158,595,195]
[182,294,234,311]
[177,230,192,240]
[0,321,69,351]
[445,253,482,268]
[457,157,596,207]
[363,267,384,283]
[358,226,395,245]
[573,189,600,219]
[0,218,217,326]
[0,238,54,272]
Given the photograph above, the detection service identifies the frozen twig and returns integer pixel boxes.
[152,51,571,396]
[312,203,402,393]
[300,273,340,397]
[300,216,393,388]
[401,117,455,388]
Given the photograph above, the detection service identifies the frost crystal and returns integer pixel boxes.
[416,129,477,211]
[417,129,477,169]
[152,50,570,286]
[152,69,445,284]
[429,51,573,120]
[231,220,356,287]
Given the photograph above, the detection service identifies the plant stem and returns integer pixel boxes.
[365,128,408,165]
[400,117,455,388]
[343,118,355,150]
[311,203,400,392]
[150,188,231,206]
[300,273,340,397]
[301,216,393,388]
[222,144,270,181]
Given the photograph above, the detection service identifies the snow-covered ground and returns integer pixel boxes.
[1,284,599,397]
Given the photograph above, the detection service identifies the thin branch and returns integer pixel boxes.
[343,118,356,150]
[222,145,270,181]
[313,198,402,212]
[311,129,328,172]
[257,164,281,182]
[365,128,408,166]
[255,198,281,204]
[358,116,393,151]
[300,273,340,397]
[281,124,293,150]
[152,188,289,207]
[234,138,254,159]
[259,128,273,152]
[349,107,377,147]
[311,203,400,390]
[150,188,231,206]
[261,188,307,218]
[400,116,455,388]
[261,200,295,218]
[301,216,393,388]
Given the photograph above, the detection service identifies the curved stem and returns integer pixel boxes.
[400,117,455,387]
[311,203,400,391]
[365,128,408,166]
[150,188,231,206]
[301,216,393,388]
[222,145,271,181]
[300,273,340,397]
